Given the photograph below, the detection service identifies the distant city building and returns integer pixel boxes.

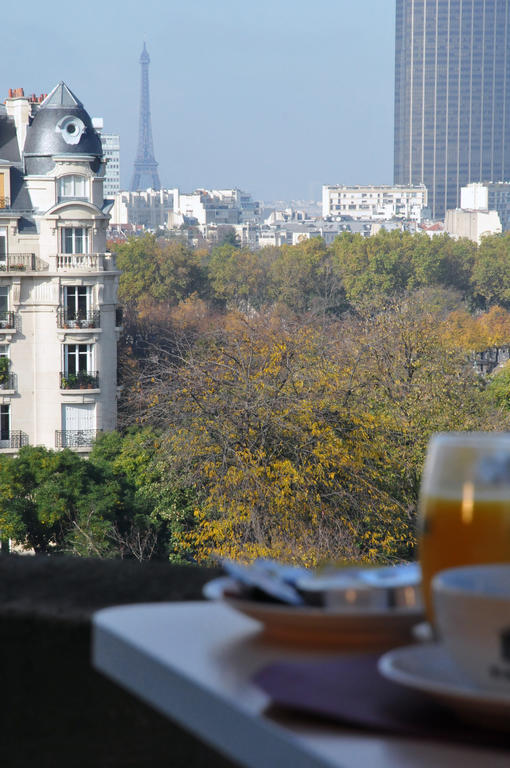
[445,208,502,245]
[322,184,427,221]
[92,118,120,197]
[169,188,261,228]
[461,182,510,232]
[395,0,510,220]
[109,188,174,230]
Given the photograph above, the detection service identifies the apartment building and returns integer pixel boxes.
[109,188,174,229]
[0,82,120,453]
[92,118,121,197]
[322,185,427,221]
[170,188,261,227]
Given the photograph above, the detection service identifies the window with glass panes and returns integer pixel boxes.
[61,227,89,254]
[64,344,92,375]
[64,285,90,319]
[0,286,8,322]
[0,404,9,441]
[58,175,88,200]
[0,228,6,266]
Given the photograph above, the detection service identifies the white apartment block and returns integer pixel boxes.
[0,83,120,453]
[170,188,261,228]
[445,208,502,244]
[461,182,510,231]
[109,188,174,230]
[322,184,428,221]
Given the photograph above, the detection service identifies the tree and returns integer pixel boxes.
[116,233,206,312]
[472,233,510,309]
[0,447,115,555]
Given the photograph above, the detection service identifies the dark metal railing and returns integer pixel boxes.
[0,312,15,329]
[0,253,37,271]
[0,374,15,390]
[1,431,28,449]
[55,429,101,448]
[57,308,100,329]
[115,306,123,327]
[60,371,99,390]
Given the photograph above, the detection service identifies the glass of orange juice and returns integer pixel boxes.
[418,432,510,620]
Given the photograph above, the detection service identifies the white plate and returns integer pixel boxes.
[379,643,510,730]
[203,577,423,649]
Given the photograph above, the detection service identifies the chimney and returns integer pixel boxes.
[5,87,31,155]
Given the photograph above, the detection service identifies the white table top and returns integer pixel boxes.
[92,601,509,768]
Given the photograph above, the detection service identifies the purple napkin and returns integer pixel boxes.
[253,655,510,751]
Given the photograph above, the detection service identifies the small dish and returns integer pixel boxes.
[378,642,510,731]
[203,577,424,648]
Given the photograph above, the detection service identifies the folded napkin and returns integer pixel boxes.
[253,655,510,751]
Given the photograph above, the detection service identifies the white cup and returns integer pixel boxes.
[433,564,510,691]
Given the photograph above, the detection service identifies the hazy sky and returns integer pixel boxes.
[3,0,395,201]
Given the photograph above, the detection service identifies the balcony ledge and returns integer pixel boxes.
[60,388,100,396]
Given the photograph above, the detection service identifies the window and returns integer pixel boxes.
[61,227,89,254]
[64,344,93,375]
[62,403,95,431]
[64,285,90,320]
[0,228,6,266]
[0,404,9,442]
[0,287,8,315]
[58,175,88,200]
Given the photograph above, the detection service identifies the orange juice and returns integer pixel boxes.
[419,495,510,618]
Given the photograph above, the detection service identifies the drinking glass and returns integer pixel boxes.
[418,432,510,620]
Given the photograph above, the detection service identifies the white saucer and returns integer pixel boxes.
[379,643,510,730]
[203,577,423,649]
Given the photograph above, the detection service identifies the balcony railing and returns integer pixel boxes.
[0,312,15,329]
[0,253,42,272]
[57,309,100,329]
[55,429,101,448]
[60,371,99,390]
[0,373,15,390]
[0,431,28,449]
[54,253,117,271]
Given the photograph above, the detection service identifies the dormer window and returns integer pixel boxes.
[58,175,88,201]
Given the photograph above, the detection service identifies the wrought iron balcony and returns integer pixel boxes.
[0,253,42,272]
[60,371,99,390]
[0,373,15,390]
[55,429,101,448]
[0,312,15,329]
[57,308,100,329]
[1,431,29,449]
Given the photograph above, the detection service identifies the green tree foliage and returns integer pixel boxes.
[0,447,115,555]
[208,244,276,311]
[329,230,476,306]
[471,232,510,309]
[116,233,206,311]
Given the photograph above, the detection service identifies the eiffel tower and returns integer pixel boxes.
[131,43,161,190]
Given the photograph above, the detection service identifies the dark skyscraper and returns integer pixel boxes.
[394,0,510,219]
[131,43,160,191]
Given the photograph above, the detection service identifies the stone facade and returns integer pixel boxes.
[0,83,119,453]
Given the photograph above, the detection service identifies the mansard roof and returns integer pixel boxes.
[24,81,102,168]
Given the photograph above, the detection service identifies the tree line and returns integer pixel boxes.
[3,229,510,563]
